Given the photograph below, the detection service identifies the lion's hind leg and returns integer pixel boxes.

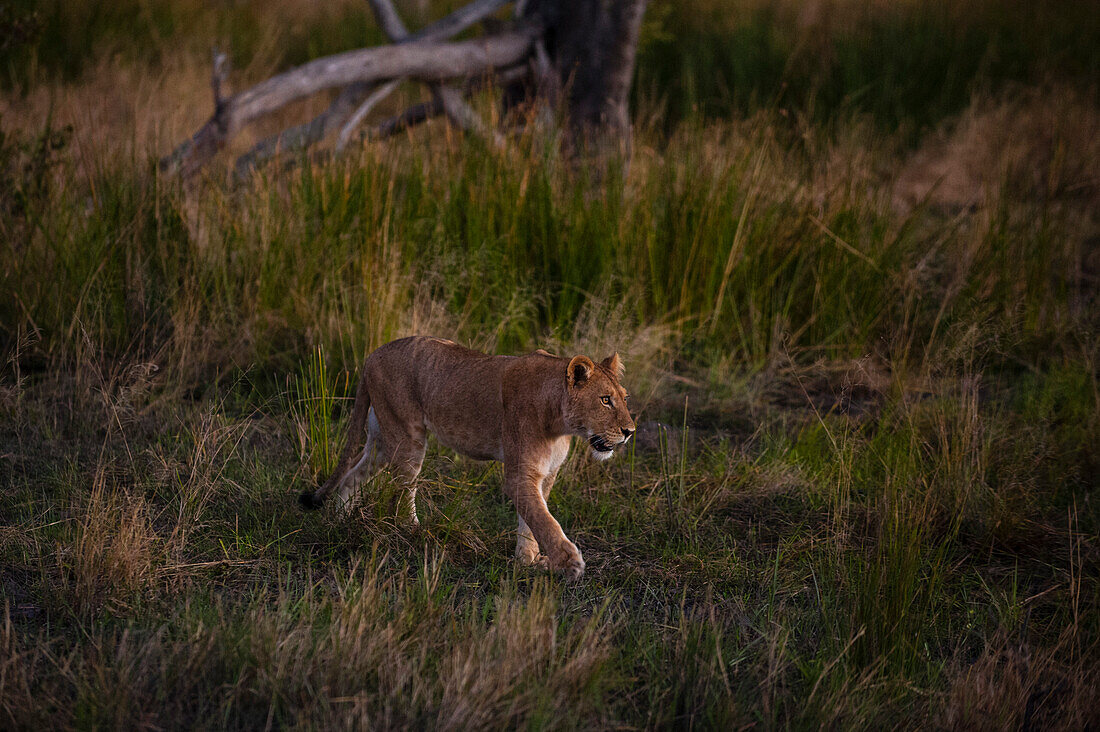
[335,406,383,508]
[364,402,427,527]
[390,440,426,527]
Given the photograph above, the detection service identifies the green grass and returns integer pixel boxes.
[292,345,346,478]
[3,121,1089,374]
[3,363,1095,727]
[637,0,1100,136]
[2,0,1099,727]
[0,0,385,90]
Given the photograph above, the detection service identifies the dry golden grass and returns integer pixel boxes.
[57,479,156,617]
[895,84,1100,213]
[942,630,1100,730]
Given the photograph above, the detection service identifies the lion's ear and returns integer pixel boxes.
[600,353,624,379]
[567,355,595,389]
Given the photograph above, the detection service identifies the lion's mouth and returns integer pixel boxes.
[588,435,615,454]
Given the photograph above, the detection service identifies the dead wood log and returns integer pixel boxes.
[164,20,537,176]
[367,64,527,141]
[364,0,499,146]
[233,0,516,176]
[161,0,649,178]
[334,79,403,152]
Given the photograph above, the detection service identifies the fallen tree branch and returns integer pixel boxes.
[386,0,512,44]
[435,86,490,138]
[399,0,517,45]
[163,19,537,176]
[370,99,441,139]
[366,0,500,146]
[335,78,402,152]
[368,64,528,141]
[211,48,230,111]
[232,0,514,176]
[366,0,410,40]
[233,83,369,176]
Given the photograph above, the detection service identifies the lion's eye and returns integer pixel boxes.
[600,395,612,407]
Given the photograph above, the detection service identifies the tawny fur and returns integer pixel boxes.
[300,336,635,581]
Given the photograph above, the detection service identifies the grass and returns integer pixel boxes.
[292,345,345,478]
[2,0,1099,727]
[637,0,1100,137]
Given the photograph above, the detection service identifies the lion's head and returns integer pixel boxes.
[563,353,635,461]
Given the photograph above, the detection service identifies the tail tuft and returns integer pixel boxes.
[299,490,324,510]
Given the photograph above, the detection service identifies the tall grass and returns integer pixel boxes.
[292,345,346,479]
[2,116,1092,385]
[638,0,1100,135]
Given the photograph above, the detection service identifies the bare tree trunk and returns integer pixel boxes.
[530,0,648,152]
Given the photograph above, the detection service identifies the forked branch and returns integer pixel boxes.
[162,1,537,178]
[161,0,650,178]
[368,0,501,147]
[334,78,402,152]
[367,64,527,141]
[233,0,516,175]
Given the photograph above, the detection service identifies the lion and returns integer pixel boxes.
[299,336,635,580]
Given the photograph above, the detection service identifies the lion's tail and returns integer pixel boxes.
[299,367,371,510]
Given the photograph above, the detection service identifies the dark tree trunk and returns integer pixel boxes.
[532,0,648,151]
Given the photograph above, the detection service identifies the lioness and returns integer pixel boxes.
[299,336,635,580]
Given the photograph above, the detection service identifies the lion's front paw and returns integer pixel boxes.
[549,541,585,581]
[517,550,550,570]
[515,542,546,567]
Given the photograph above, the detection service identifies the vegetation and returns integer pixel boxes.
[2,0,1098,727]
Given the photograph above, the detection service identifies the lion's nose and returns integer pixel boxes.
[621,427,633,440]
